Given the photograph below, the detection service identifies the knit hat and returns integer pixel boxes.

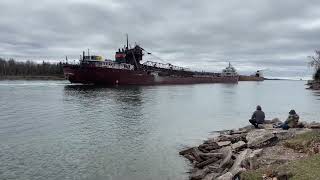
[289,109,296,115]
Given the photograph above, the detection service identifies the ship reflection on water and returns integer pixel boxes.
[62,85,164,179]
[64,85,144,108]
[63,84,146,123]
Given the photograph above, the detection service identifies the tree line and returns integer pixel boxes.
[0,58,63,76]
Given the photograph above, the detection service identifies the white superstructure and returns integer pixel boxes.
[222,62,238,77]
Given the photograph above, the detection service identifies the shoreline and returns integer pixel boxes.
[0,75,65,80]
[306,80,320,90]
[179,120,320,180]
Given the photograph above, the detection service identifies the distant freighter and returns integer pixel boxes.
[239,70,264,81]
[63,37,239,85]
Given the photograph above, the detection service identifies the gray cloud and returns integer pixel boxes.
[0,0,319,77]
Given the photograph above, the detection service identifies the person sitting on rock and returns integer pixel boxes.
[278,110,300,130]
[249,105,265,128]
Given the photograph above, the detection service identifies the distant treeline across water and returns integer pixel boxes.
[0,58,63,77]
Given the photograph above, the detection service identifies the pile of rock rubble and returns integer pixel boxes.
[179,119,320,180]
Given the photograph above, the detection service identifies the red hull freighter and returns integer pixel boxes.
[63,38,239,85]
[239,70,264,81]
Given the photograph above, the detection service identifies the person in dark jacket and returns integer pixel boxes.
[249,105,265,128]
[276,110,300,130]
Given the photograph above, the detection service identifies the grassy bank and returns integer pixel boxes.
[241,130,320,180]
[242,154,320,180]
[0,75,65,80]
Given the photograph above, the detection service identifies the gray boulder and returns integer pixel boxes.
[216,172,233,180]
[199,142,220,152]
[219,146,233,169]
[190,167,210,180]
[217,141,232,147]
[203,172,219,180]
[229,149,252,176]
[217,134,247,143]
[242,148,263,169]
[246,129,278,148]
[307,122,320,129]
[264,118,282,124]
[231,141,247,151]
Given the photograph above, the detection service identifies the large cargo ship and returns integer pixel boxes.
[239,70,264,81]
[63,39,239,85]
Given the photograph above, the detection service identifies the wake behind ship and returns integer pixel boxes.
[63,39,239,85]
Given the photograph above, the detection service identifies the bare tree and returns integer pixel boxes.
[308,50,320,69]
[308,50,320,80]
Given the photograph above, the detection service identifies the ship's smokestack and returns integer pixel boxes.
[126,34,128,49]
[83,51,85,61]
[88,49,90,60]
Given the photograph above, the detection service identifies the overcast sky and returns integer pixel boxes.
[1,0,319,78]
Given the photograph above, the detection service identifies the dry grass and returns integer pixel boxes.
[284,130,320,153]
[241,130,320,180]
[241,154,320,180]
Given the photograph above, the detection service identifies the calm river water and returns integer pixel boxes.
[0,80,319,180]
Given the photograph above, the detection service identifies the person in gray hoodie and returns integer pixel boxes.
[249,105,265,128]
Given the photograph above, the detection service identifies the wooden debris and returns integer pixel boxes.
[179,147,194,156]
[203,172,218,180]
[219,146,233,169]
[191,148,204,162]
[190,168,210,180]
[229,149,252,175]
[199,152,224,160]
[216,172,233,180]
[217,141,231,147]
[231,141,247,151]
[196,156,220,169]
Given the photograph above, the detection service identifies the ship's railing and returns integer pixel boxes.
[99,62,134,70]
[82,60,134,70]
[143,61,189,71]
[221,73,238,77]
[193,75,219,78]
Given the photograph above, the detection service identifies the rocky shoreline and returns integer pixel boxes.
[306,80,320,90]
[179,119,320,180]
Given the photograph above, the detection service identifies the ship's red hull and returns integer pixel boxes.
[63,65,238,85]
[239,75,264,81]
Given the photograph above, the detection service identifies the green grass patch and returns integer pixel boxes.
[241,154,320,180]
[241,169,264,180]
[284,130,320,152]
